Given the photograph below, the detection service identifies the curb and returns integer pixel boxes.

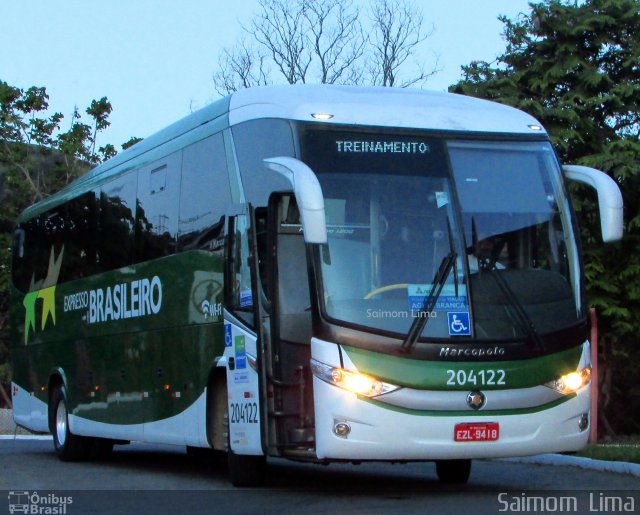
[497,453,640,478]
[0,435,52,440]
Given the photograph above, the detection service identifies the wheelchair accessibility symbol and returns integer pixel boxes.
[447,312,471,336]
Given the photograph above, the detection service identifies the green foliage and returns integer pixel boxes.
[451,0,640,434]
[0,79,134,395]
[122,136,143,151]
[577,442,640,464]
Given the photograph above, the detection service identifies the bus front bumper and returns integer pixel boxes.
[313,377,590,461]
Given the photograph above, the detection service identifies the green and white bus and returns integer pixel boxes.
[10,85,623,486]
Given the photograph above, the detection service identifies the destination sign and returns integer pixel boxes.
[336,140,430,154]
[301,129,448,178]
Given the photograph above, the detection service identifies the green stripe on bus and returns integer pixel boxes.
[342,344,584,390]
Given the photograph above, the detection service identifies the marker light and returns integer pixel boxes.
[311,113,334,120]
[528,124,543,131]
[545,366,591,395]
[311,360,399,397]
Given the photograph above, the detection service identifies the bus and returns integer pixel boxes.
[10,85,623,486]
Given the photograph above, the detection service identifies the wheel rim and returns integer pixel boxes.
[55,398,67,446]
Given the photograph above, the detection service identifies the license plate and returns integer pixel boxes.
[454,422,500,442]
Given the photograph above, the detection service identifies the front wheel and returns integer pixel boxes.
[228,449,266,487]
[51,385,91,462]
[436,459,472,484]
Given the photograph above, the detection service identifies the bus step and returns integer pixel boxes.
[288,427,314,444]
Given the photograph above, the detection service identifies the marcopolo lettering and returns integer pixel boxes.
[439,346,506,358]
[88,276,162,324]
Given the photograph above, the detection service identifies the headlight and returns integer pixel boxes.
[311,360,399,397]
[545,366,591,395]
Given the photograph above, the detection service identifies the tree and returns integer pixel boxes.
[368,0,438,87]
[0,80,126,399]
[451,0,640,435]
[213,0,438,94]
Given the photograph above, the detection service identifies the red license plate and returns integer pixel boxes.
[454,422,500,442]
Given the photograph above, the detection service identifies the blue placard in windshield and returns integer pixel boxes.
[447,312,471,336]
[408,284,468,315]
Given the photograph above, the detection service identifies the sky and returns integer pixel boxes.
[1,0,539,149]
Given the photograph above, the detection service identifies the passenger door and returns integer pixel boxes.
[224,204,269,456]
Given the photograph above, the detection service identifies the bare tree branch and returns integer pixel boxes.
[303,0,366,84]
[211,0,441,92]
[368,0,439,88]
[213,39,270,95]
[248,0,311,84]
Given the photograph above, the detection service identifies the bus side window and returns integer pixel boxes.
[65,191,99,280]
[11,225,30,292]
[135,152,181,263]
[232,119,295,207]
[225,213,254,328]
[178,133,231,251]
[99,173,137,271]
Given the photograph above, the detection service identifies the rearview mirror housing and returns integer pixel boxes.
[563,165,623,243]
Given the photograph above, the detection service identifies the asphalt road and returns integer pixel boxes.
[1,439,639,515]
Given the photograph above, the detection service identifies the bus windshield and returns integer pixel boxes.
[300,128,583,343]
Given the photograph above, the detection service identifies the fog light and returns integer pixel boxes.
[578,413,589,432]
[334,422,351,438]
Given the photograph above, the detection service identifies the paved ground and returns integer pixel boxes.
[1,438,639,515]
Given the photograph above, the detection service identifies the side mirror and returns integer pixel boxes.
[263,156,327,244]
[563,165,623,243]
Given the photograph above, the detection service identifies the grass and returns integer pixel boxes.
[575,436,640,465]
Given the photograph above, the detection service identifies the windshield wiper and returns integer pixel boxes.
[489,270,544,351]
[402,251,457,352]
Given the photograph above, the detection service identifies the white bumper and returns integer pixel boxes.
[313,376,590,461]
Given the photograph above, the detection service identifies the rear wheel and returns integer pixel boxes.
[436,459,472,484]
[51,385,91,461]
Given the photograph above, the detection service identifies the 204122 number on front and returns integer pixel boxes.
[446,369,506,387]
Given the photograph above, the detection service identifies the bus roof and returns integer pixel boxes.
[18,85,546,222]
[228,85,545,135]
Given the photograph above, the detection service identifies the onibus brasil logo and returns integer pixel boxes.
[22,246,63,345]
[8,490,73,514]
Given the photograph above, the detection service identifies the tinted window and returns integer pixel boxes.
[179,133,230,251]
[12,218,45,293]
[232,119,295,206]
[99,173,137,270]
[136,152,181,262]
[65,192,100,280]
[14,206,68,291]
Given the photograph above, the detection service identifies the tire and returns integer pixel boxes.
[228,448,266,487]
[50,385,91,462]
[436,459,472,484]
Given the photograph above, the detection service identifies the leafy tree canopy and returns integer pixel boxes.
[451,0,640,434]
[0,80,137,394]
